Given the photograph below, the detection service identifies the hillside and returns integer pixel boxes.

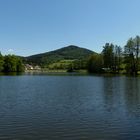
[24,45,96,66]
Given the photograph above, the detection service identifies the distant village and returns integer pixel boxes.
[24,64,41,71]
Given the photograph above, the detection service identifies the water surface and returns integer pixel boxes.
[0,75,140,139]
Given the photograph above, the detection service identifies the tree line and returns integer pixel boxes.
[87,35,140,75]
[1,35,140,75]
[0,54,24,72]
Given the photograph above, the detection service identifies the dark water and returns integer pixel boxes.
[0,75,140,140]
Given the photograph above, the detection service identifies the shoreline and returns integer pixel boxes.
[0,70,140,77]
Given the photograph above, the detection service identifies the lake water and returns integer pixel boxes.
[0,75,140,140]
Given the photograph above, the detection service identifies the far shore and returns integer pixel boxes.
[1,69,140,76]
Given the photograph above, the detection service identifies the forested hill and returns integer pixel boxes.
[24,45,96,66]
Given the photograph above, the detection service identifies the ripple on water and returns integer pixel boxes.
[0,76,140,139]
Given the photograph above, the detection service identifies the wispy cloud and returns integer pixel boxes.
[7,49,14,54]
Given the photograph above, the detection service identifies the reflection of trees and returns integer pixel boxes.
[102,76,140,117]
[102,76,121,112]
[0,77,19,118]
[124,77,140,116]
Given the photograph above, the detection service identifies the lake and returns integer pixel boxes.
[0,75,140,140]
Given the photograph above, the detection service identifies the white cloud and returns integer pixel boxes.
[7,49,14,54]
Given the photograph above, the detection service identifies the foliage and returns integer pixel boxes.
[0,52,4,72]
[113,45,122,72]
[3,55,24,72]
[102,43,122,73]
[124,36,140,75]
[87,54,103,73]
[102,43,114,69]
[47,59,87,71]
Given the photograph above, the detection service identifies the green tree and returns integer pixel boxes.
[113,45,122,73]
[124,36,140,75]
[16,58,24,72]
[0,53,4,72]
[102,43,114,70]
[102,43,122,73]
[134,36,140,73]
[0,52,4,72]
[4,55,17,72]
[4,55,24,72]
[87,54,103,73]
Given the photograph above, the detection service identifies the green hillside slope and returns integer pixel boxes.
[24,45,96,67]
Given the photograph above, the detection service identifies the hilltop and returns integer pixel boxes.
[24,45,96,66]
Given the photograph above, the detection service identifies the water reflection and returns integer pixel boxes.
[0,72,24,76]
[0,77,21,118]
[124,77,140,117]
[0,75,140,139]
[102,76,140,117]
[102,76,124,112]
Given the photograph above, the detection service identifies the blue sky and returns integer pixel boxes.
[0,0,140,56]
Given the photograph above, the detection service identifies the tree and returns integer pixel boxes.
[0,52,4,72]
[102,43,114,70]
[4,55,24,72]
[102,43,122,73]
[87,54,103,73]
[16,58,24,72]
[113,45,122,73]
[124,36,140,75]
[134,36,140,73]
[4,55,17,72]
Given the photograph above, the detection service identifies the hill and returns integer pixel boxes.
[24,45,96,67]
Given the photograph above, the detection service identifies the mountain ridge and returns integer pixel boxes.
[24,45,96,66]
